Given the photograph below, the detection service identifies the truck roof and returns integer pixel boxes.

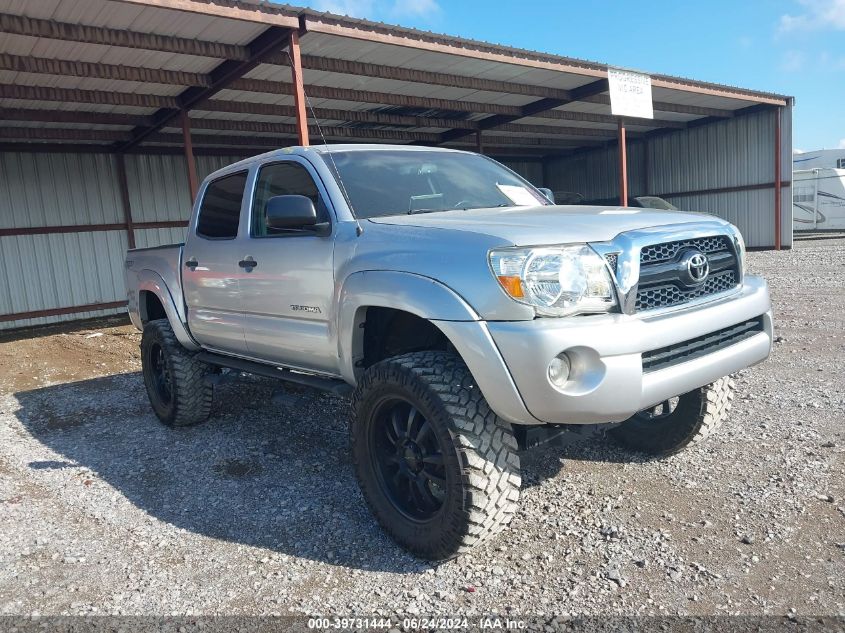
[208,144,471,181]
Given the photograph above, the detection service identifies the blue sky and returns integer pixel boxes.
[304,0,844,152]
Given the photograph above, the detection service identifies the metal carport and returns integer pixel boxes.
[0,0,793,329]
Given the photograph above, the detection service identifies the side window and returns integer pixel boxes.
[196,171,248,239]
[251,162,329,237]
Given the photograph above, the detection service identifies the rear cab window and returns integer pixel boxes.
[196,171,248,239]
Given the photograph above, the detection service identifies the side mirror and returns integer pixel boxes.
[537,187,555,203]
[266,195,318,230]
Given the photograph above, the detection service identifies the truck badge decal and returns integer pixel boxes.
[290,304,321,314]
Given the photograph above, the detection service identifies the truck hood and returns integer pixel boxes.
[367,204,726,246]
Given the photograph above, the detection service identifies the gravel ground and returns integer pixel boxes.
[0,237,843,619]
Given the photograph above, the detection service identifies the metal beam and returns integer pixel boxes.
[0,13,249,60]
[0,301,128,324]
[496,122,635,138]
[151,127,443,145]
[117,25,294,152]
[271,53,574,101]
[229,78,523,116]
[434,78,609,145]
[0,125,611,149]
[0,128,127,142]
[447,135,602,148]
[0,84,177,108]
[531,108,686,129]
[0,53,208,86]
[0,108,149,127]
[167,116,618,139]
[200,100,478,129]
[583,94,733,119]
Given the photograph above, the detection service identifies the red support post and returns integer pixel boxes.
[181,110,199,202]
[774,107,782,250]
[289,30,310,147]
[617,119,628,206]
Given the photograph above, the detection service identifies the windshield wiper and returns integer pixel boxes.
[407,208,445,215]
[457,203,512,211]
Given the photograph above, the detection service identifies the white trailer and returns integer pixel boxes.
[792,168,845,231]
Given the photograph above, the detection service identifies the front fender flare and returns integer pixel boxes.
[336,270,479,382]
[136,269,201,351]
[336,271,538,425]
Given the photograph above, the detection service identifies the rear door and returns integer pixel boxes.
[182,170,250,355]
[236,158,338,373]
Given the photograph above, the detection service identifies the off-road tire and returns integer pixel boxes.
[140,318,213,427]
[609,376,735,456]
[351,351,521,560]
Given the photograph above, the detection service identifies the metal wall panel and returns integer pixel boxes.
[647,110,774,195]
[542,109,791,248]
[661,190,776,246]
[499,158,544,186]
[543,142,646,202]
[134,227,187,249]
[125,153,194,224]
[0,231,128,330]
[0,151,122,229]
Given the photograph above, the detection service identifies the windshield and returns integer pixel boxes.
[321,150,551,219]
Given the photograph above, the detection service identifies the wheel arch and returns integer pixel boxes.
[336,271,538,426]
[135,270,201,351]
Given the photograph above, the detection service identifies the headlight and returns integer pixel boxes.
[489,244,617,317]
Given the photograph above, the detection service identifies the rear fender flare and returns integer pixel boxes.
[136,269,201,351]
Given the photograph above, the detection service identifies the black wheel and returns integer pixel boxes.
[351,351,521,561]
[609,376,734,456]
[140,319,213,427]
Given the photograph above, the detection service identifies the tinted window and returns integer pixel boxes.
[252,161,329,236]
[322,150,550,219]
[196,171,247,239]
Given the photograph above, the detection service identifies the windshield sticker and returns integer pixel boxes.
[496,184,541,206]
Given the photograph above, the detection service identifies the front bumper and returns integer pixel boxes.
[443,275,772,426]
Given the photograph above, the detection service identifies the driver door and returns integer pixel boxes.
[236,158,338,374]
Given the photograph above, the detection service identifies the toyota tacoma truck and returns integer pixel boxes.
[125,144,773,560]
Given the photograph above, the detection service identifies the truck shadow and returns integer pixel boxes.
[10,372,643,571]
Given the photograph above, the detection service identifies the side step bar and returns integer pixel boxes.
[194,351,353,397]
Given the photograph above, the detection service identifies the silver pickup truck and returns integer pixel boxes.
[125,144,773,560]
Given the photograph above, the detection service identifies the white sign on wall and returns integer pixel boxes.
[608,68,654,119]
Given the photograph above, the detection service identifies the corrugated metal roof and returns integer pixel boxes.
[0,0,793,156]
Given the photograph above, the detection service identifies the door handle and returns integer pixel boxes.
[185,258,198,269]
[238,258,258,271]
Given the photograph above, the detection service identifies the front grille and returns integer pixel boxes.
[636,270,737,311]
[642,316,764,372]
[640,236,730,264]
[635,234,739,311]
[604,253,618,273]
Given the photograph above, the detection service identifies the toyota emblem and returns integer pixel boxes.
[686,251,709,283]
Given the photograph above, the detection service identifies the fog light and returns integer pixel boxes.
[548,353,571,387]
